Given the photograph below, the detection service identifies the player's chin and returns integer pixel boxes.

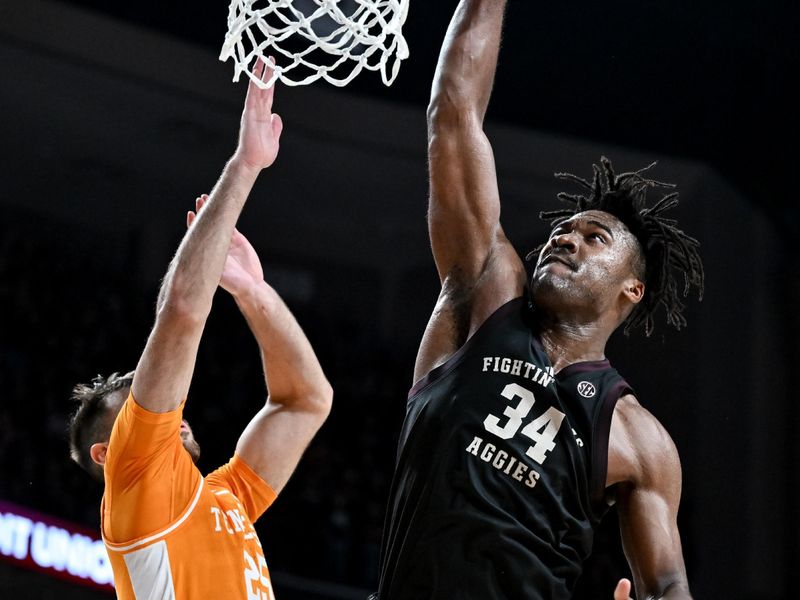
[530,271,564,296]
[181,434,202,463]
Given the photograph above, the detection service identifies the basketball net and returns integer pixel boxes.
[219,0,410,88]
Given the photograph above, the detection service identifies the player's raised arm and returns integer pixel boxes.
[231,283,332,493]
[427,0,522,288]
[132,59,283,414]
[415,0,525,382]
[187,198,331,493]
[608,396,693,599]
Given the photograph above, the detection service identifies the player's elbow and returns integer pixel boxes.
[310,380,333,419]
[288,379,333,418]
[427,90,481,136]
[658,577,692,599]
[640,573,692,600]
[156,275,209,324]
[155,293,206,329]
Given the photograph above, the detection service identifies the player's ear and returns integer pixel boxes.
[622,277,644,305]
[90,442,109,466]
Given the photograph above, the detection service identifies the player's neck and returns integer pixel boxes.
[536,318,610,373]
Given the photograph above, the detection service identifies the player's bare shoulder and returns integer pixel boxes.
[606,394,682,493]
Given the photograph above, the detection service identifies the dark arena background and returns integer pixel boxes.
[1,1,798,598]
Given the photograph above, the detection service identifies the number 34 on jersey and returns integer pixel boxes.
[465,383,567,489]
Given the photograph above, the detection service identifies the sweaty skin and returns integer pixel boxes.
[417,1,692,598]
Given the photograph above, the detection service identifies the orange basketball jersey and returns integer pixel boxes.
[101,394,278,599]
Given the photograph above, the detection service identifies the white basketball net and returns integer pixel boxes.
[219,0,410,88]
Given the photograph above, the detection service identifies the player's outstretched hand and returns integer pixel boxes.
[187,194,264,298]
[613,578,633,600]
[235,57,283,170]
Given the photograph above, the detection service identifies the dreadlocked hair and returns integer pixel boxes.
[529,157,704,336]
[68,371,134,480]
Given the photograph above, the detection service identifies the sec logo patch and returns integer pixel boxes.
[577,381,596,398]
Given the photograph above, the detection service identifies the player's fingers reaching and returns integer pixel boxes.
[271,113,283,141]
[245,58,265,108]
[245,57,276,113]
[613,578,633,600]
[188,194,211,228]
[237,57,281,169]
[261,56,276,110]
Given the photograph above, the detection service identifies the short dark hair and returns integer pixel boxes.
[528,157,704,336]
[68,371,134,480]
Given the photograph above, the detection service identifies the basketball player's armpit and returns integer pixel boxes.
[413,252,524,382]
[435,269,477,347]
[439,247,524,330]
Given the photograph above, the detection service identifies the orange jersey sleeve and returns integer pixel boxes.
[101,397,280,599]
[205,454,277,523]
[102,392,200,544]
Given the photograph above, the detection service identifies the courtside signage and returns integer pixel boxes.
[0,499,114,593]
